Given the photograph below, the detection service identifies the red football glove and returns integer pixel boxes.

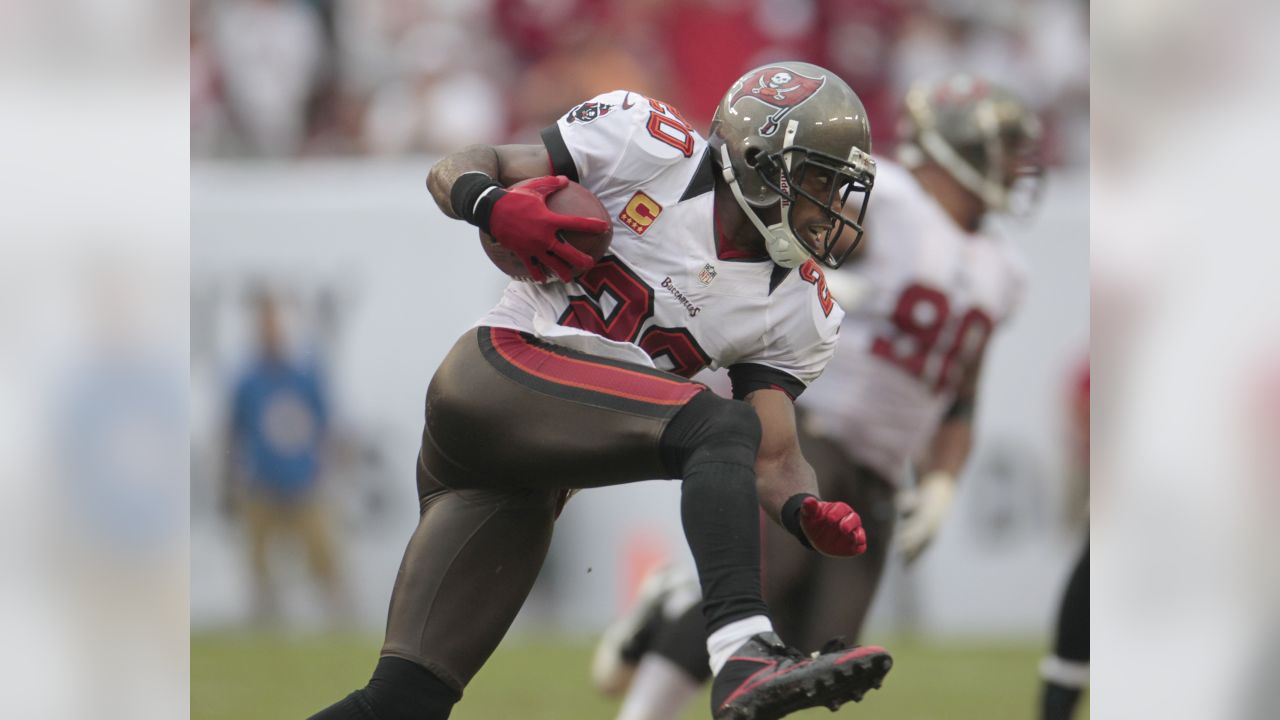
[799,496,868,557]
[487,175,608,282]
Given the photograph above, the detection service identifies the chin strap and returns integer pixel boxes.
[717,121,811,269]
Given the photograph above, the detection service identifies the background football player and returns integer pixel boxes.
[593,74,1045,720]
[306,62,900,720]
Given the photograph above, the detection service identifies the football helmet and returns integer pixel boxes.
[896,74,1044,214]
[709,62,876,270]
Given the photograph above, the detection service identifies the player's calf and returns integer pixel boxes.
[660,392,770,632]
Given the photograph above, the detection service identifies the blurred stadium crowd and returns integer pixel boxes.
[191,0,1087,163]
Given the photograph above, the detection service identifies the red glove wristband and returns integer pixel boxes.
[797,496,868,557]
[781,493,817,549]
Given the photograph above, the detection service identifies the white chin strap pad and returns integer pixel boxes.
[763,228,810,268]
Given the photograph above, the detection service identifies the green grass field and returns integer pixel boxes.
[193,632,1087,720]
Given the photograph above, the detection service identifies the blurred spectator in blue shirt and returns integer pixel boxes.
[225,290,345,625]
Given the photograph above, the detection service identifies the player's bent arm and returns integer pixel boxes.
[924,406,975,479]
[923,349,984,478]
[898,350,984,562]
[746,388,820,526]
[746,389,867,557]
[426,144,551,219]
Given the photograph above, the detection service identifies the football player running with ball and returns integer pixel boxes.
[307,62,891,720]
[593,75,1044,720]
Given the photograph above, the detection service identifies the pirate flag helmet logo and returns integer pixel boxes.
[566,101,612,124]
[728,66,827,137]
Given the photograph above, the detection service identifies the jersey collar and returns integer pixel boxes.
[714,204,771,262]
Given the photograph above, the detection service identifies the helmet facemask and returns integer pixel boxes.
[996,123,1046,218]
[719,120,877,270]
[755,144,876,269]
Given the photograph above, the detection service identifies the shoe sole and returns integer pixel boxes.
[717,650,893,720]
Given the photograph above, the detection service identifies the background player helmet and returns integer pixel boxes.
[896,74,1044,214]
[709,62,876,270]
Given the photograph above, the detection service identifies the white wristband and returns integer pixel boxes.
[472,185,502,216]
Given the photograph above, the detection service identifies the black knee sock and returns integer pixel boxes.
[680,460,768,632]
[1041,541,1089,720]
[662,391,769,633]
[1055,543,1090,662]
[307,657,461,720]
[1042,681,1083,720]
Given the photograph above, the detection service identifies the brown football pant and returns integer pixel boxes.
[380,327,707,694]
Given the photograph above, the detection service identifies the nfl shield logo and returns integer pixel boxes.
[698,263,717,286]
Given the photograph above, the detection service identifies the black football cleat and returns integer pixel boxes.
[710,633,893,720]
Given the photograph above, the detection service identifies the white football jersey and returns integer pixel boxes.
[799,159,1026,484]
[477,90,843,398]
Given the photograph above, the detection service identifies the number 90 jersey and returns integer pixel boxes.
[798,159,1027,484]
[476,90,843,399]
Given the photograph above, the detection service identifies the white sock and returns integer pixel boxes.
[706,615,773,675]
[616,655,703,720]
[1040,655,1090,687]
